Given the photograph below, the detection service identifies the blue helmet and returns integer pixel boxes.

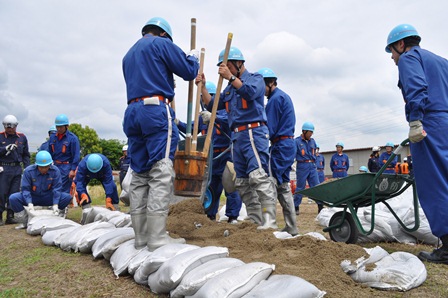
[385,24,420,53]
[36,150,53,166]
[142,17,173,40]
[385,142,394,147]
[257,67,277,79]
[217,47,245,66]
[49,125,57,134]
[302,121,315,132]
[336,142,344,148]
[359,166,368,173]
[86,154,103,173]
[55,114,69,126]
[205,81,216,95]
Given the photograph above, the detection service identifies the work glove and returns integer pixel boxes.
[27,203,35,212]
[187,49,200,63]
[200,110,212,124]
[409,120,427,143]
[105,197,115,211]
[79,193,89,206]
[52,204,59,216]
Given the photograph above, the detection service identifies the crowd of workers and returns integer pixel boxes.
[1,20,447,265]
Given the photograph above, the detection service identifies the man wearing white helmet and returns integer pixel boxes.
[330,142,349,178]
[385,24,448,264]
[118,144,130,188]
[0,115,30,225]
[368,146,381,173]
[122,17,199,251]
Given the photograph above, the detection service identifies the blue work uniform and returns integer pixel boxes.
[266,87,296,185]
[330,153,349,178]
[75,154,119,205]
[379,151,397,174]
[48,131,80,194]
[118,154,131,186]
[217,69,269,177]
[368,154,381,173]
[9,164,72,212]
[315,154,325,183]
[0,131,30,214]
[397,46,448,238]
[293,136,319,207]
[122,34,199,173]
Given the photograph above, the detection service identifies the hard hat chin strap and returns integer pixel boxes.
[231,61,241,78]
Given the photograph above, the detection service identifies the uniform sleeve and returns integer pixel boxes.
[345,154,350,170]
[22,135,31,168]
[71,135,81,170]
[265,99,280,138]
[101,162,116,198]
[75,162,89,196]
[51,168,63,205]
[330,155,335,172]
[160,40,199,82]
[21,169,33,205]
[235,73,265,102]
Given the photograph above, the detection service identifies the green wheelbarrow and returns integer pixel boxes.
[297,139,420,244]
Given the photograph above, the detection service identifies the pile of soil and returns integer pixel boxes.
[166,198,380,297]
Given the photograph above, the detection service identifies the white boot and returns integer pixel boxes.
[131,211,148,249]
[277,183,299,236]
[235,178,262,225]
[14,210,28,230]
[147,213,185,252]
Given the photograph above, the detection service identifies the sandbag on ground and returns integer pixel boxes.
[110,239,142,277]
[170,257,245,298]
[27,216,77,236]
[91,227,135,259]
[81,206,110,224]
[148,246,229,294]
[128,248,152,276]
[58,221,115,252]
[74,222,117,253]
[134,243,199,286]
[189,262,275,298]
[242,274,326,298]
[42,226,79,246]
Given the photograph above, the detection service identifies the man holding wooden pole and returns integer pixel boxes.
[199,47,278,230]
[122,17,199,251]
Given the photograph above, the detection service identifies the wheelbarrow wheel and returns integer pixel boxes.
[202,186,216,213]
[328,211,359,244]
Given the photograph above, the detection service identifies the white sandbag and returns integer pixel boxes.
[110,239,142,277]
[401,206,438,246]
[273,231,300,239]
[242,274,326,298]
[41,219,81,235]
[359,208,395,243]
[133,243,200,285]
[58,221,115,252]
[94,209,122,222]
[42,226,79,246]
[148,246,229,294]
[218,203,249,222]
[119,167,132,206]
[91,227,135,259]
[315,207,339,227]
[81,206,109,225]
[107,213,131,228]
[189,262,275,298]
[74,222,117,253]
[171,257,245,298]
[26,207,55,223]
[27,216,76,236]
[128,248,152,275]
[341,246,389,274]
[349,251,427,291]
[304,232,327,241]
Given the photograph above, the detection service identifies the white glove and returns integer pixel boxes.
[5,144,18,154]
[28,203,35,212]
[52,204,59,215]
[187,49,200,63]
[409,120,427,143]
[200,110,212,124]
[174,118,179,125]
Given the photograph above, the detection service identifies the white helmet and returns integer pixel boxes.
[372,146,380,152]
[2,115,18,128]
[122,145,128,151]
[403,157,408,162]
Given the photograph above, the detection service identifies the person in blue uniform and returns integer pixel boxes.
[293,122,322,215]
[38,125,57,152]
[48,114,80,194]
[9,150,72,229]
[258,67,298,235]
[74,153,119,211]
[118,144,130,188]
[368,146,381,173]
[315,142,325,183]
[0,114,30,225]
[385,24,448,264]
[122,17,199,251]
[379,142,397,174]
[330,142,349,178]
[199,47,278,230]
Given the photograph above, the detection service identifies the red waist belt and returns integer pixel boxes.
[272,136,294,144]
[128,95,167,105]
[334,169,347,172]
[55,160,70,164]
[233,122,265,133]
[297,160,314,163]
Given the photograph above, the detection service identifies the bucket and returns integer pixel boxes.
[174,150,208,197]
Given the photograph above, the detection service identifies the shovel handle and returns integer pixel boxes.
[192,48,206,151]
[185,18,197,155]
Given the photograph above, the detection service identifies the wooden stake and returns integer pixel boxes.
[191,48,205,151]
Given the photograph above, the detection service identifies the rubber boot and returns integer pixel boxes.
[146,213,185,252]
[418,234,448,264]
[14,210,28,230]
[249,169,278,230]
[235,178,261,225]
[257,203,279,230]
[58,207,68,218]
[131,210,148,249]
[277,183,298,236]
[5,209,19,225]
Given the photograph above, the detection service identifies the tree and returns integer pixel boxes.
[69,123,102,157]
[99,139,125,170]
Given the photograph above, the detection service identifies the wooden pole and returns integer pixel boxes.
[191,48,205,151]
[185,17,196,155]
[202,33,233,157]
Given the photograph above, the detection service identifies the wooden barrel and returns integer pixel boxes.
[174,150,207,197]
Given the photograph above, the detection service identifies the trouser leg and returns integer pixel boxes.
[235,178,261,225]
[277,182,298,235]
[249,169,278,230]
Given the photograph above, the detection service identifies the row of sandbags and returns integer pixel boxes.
[25,207,326,298]
[315,187,439,245]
